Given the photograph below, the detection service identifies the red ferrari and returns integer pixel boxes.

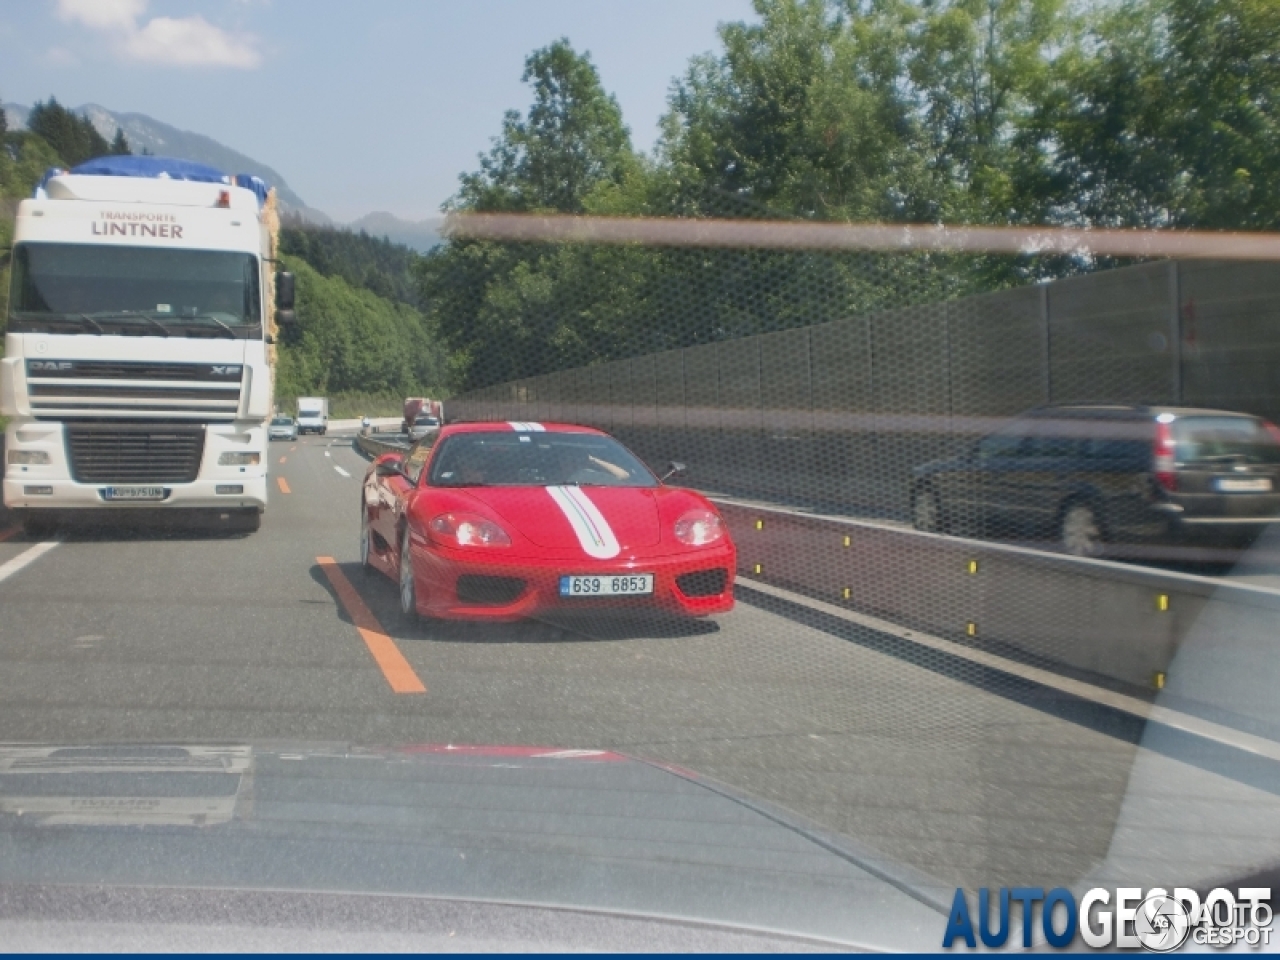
[360,422,736,621]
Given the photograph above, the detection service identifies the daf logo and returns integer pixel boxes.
[211,365,242,376]
[28,361,73,371]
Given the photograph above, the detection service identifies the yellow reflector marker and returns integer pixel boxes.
[967,559,978,574]
[754,519,764,530]
[753,563,763,575]
[1157,594,1169,612]
[966,622,977,637]
[843,535,851,547]
[1153,671,1167,689]
[842,587,851,599]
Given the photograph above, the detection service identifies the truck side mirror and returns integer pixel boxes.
[275,271,294,308]
[275,271,296,326]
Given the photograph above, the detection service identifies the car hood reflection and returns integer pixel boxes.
[0,740,945,949]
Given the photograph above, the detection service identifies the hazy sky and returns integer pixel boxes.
[0,0,754,221]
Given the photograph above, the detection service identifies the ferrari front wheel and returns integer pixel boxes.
[359,505,373,575]
[399,532,419,621]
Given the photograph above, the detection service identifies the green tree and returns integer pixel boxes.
[275,256,448,401]
[27,98,112,167]
[109,127,131,156]
[453,38,636,213]
[1029,0,1280,230]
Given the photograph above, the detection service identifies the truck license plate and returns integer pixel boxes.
[1215,476,1272,493]
[103,486,166,501]
[559,574,654,597]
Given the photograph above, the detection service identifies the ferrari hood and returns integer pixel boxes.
[462,486,662,554]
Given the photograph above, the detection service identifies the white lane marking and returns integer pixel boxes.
[506,421,545,432]
[334,465,351,478]
[545,485,620,559]
[324,451,331,457]
[737,575,1280,764]
[0,540,60,586]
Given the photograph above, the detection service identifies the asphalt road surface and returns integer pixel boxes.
[0,434,1275,897]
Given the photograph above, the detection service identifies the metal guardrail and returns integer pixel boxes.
[715,496,1280,724]
[354,432,409,459]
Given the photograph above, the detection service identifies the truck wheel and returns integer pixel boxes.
[22,513,58,540]
[234,510,261,534]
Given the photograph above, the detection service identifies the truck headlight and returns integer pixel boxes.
[7,450,51,465]
[218,452,261,466]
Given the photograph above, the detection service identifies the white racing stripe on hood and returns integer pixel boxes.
[505,421,545,432]
[545,485,621,559]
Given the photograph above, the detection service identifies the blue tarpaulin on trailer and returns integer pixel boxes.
[70,156,230,182]
[37,156,272,207]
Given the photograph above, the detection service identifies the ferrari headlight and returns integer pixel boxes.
[218,451,261,466]
[7,450,51,465]
[674,508,724,546]
[429,512,512,547]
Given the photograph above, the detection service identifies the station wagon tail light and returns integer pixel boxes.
[429,513,511,547]
[675,508,725,546]
[1154,421,1177,491]
[1264,421,1280,446]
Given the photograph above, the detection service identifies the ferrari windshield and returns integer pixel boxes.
[8,243,262,337]
[430,432,658,488]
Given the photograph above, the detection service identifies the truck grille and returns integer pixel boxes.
[65,424,206,484]
[27,359,243,421]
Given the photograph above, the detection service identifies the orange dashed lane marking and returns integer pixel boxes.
[0,527,17,543]
[317,557,426,694]
[277,477,291,494]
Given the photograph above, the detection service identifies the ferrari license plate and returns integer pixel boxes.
[560,573,654,597]
[1215,476,1272,493]
[103,486,166,501]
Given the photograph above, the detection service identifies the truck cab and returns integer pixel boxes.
[1,157,290,535]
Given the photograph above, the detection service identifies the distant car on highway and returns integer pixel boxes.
[406,414,440,441]
[361,422,735,621]
[268,416,298,442]
[910,404,1280,556]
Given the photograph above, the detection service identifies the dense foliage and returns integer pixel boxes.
[421,0,1280,391]
[27,98,130,167]
[280,217,421,306]
[274,256,450,406]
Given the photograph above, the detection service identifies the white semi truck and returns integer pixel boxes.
[1,156,295,536]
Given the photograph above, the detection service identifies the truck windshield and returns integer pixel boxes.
[7,243,262,338]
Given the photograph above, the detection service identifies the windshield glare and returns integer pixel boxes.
[9,243,262,334]
[430,433,657,487]
[1175,417,1280,464]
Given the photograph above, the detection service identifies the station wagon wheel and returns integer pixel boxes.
[399,532,418,620]
[912,487,942,533]
[1061,502,1104,557]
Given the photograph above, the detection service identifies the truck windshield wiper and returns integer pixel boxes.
[73,313,106,335]
[69,310,176,337]
[171,314,238,338]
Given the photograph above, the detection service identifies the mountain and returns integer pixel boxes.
[2,101,330,224]
[346,211,442,252]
